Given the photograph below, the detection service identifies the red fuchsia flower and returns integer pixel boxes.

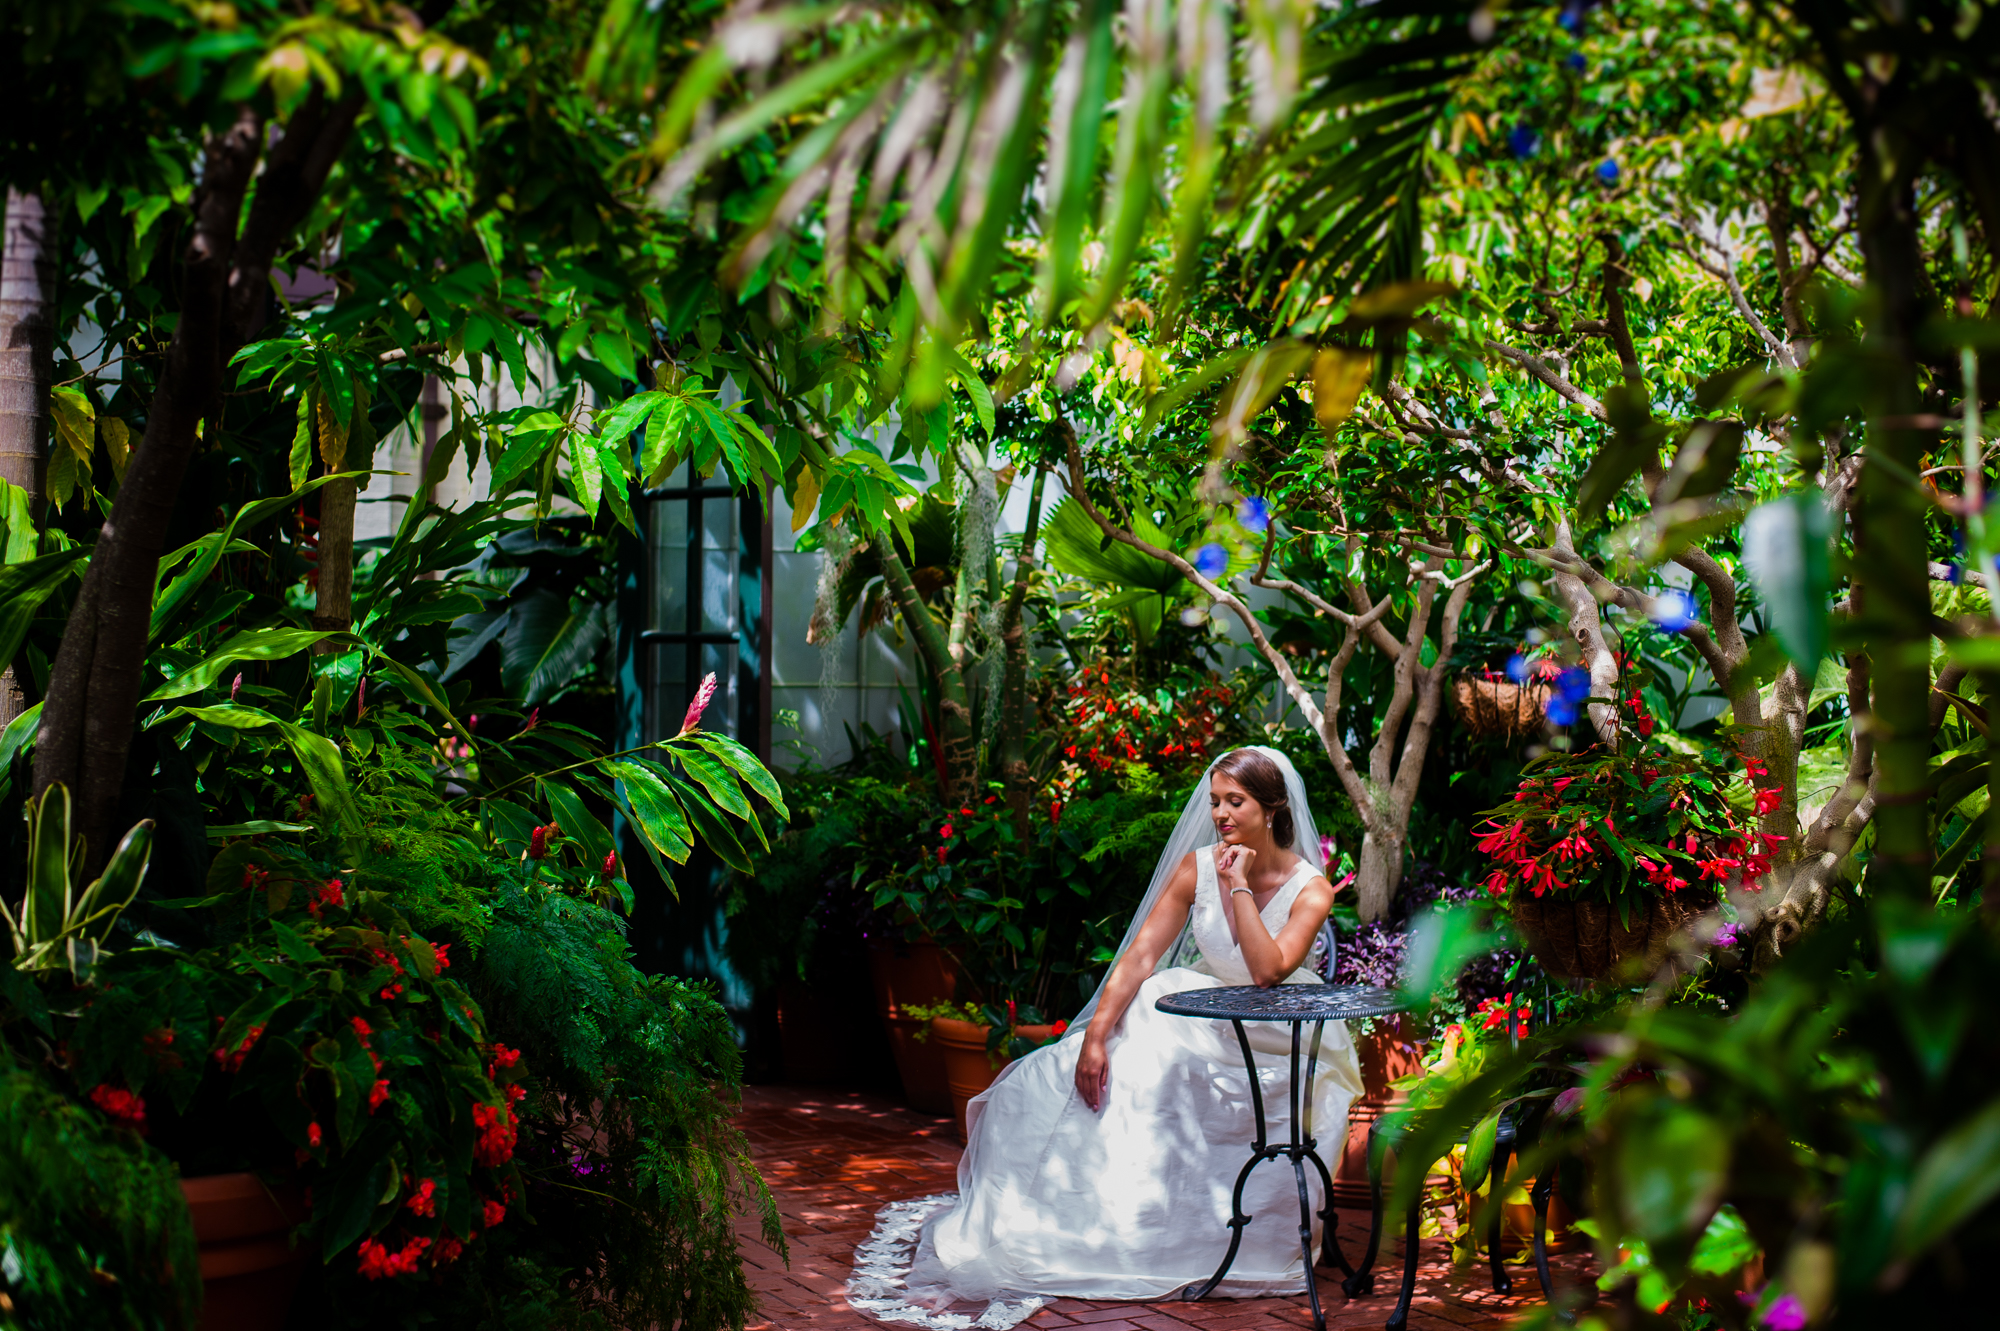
[432,941,451,972]
[1754,786,1784,816]
[1698,857,1741,882]
[308,878,344,920]
[680,671,720,734]
[405,1178,438,1218]
[214,1024,265,1073]
[89,1084,146,1130]
[369,1079,392,1112]
[485,1043,522,1078]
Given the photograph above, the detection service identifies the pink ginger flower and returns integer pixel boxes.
[681,672,720,733]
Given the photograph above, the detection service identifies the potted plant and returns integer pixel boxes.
[911,1001,1066,1141]
[1472,727,1772,980]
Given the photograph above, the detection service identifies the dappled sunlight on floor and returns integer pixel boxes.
[734,1084,1599,1330]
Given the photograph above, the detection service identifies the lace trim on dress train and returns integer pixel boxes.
[848,1194,1049,1330]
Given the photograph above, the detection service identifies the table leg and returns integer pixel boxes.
[1179,1019,1268,1304]
[1305,1147,1352,1275]
[1385,1195,1422,1331]
[1485,1140,1512,1296]
[1531,1170,1557,1305]
[1341,1122,1383,1298]
[1285,1023,1326,1331]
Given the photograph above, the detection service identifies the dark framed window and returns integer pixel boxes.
[638,461,772,757]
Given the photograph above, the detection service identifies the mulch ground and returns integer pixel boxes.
[734,1084,1600,1331]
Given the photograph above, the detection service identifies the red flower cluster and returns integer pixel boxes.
[214,1024,265,1073]
[1057,670,1233,772]
[371,945,406,1001]
[527,822,562,861]
[353,1016,391,1112]
[356,1234,431,1280]
[481,1196,508,1230]
[431,941,451,972]
[239,863,270,893]
[143,1026,181,1070]
[471,1098,519,1166]
[308,877,344,920]
[1476,993,1533,1040]
[89,1083,146,1130]
[405,1177,437,1218]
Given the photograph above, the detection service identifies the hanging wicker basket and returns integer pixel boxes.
[1453,675,1549,740]
[1508,892,1712,982]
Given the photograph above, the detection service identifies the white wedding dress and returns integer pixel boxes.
[894,844,1365,1317]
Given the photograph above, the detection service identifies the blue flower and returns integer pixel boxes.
[1649,588,1698,632]
[1507,125,1541,159]
[1192,543,1229,580]
[1554,667,1592,705]
[1505,653,1531,684]
[1545,696,1580,727]
[1237,496,1271,535]
[1597,159,1620,186]
[1558,1,1588,33]
[1566,53,1587,72]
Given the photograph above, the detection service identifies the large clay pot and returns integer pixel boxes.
[868,939,957,1114]
[930,1018,1060,1142]
[1509,892,1711,982]
[181,1173,308,1331]
[1331,1016,1427,1209]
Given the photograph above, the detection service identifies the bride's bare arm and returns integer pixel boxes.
[1074,853,1198,1111]
[1218,847,1338,987]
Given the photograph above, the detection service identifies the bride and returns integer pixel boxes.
[901,745,1363,1314]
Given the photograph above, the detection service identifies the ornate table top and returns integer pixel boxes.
[1155,983,1405,1022]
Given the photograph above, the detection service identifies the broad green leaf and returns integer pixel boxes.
[152,475,345,642]
[690,732,789,817]
[1397,904,1495,1009]
[1741,492,1830,671]
[500,591,609,705]
[569,430,604,520]
[144,628,337,702]
[607,760,693,863]
[1895,1096,2000,1264]
[1462,1110,1501,1197]
[290,385,315,491]
[541,780,615,873]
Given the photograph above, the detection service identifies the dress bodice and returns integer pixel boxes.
[1187,845,1321,987]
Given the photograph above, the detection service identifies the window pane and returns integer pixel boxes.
[648,500,687,633]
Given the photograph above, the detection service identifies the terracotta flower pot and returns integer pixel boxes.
[181,1173,309,1331]
[1509,892,1710,982]
[868,939,957,1115]
[1332,1016,1427,1209]
[929,1018,1060,1142]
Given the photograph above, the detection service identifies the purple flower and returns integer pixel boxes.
[1761,1293,1808,1331]
[1505,653,1531,684]
[1237,496,1271,535]
[1318,833,1336,866]
[1649,588,1698,632]
[1714,923,1739,950]
[1192,543,1229,580]
[1507,125,1540,159]
[1597,159,1620,186]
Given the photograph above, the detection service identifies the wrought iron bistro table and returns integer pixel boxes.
[1154,983,1407,1331]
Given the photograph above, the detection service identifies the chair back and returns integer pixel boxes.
[1310,917,1338,981]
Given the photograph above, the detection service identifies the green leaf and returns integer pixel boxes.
[290,387,315,491]
[1741,492,1830,672]
[152,476,344,642]
[607,760,693,863]
[499,591,609,705]
[669,744,752,820]
[690,732,789,818]
[541,780,615,872]
[1397,903,1495,1009]
[1895,1096,2000,1264]
[144,628,337,702]
[1462,1109,1501,1196]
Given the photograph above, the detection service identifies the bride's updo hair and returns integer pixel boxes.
[1212,748,1294,848]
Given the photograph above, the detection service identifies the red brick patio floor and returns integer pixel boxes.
[734,1084,1600,1331]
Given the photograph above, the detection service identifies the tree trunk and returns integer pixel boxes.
[0,188,53,729]
[997,467,1047,837]
[1354,831,1404,924]
[873,529,975,803]
[313,478,356,639]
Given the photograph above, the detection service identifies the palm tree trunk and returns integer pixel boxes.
[997,467,1047,836]
[0,189,53,728]
[873,529,975,802]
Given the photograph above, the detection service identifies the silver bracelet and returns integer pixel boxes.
[1230,886,1254,896]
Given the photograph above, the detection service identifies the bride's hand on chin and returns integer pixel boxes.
[1216,845,1254,895]
[1075,1036,1110,1112]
